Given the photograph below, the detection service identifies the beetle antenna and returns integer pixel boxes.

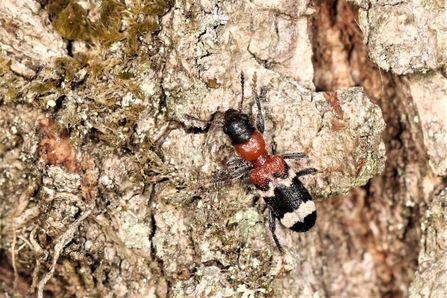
[252,71,257,93]
[239,72,245,112]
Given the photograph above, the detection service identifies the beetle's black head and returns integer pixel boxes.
[223,109,255,144]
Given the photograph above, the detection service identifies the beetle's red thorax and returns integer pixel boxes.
[233,130,267,162]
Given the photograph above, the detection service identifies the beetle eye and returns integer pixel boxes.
[240,114,249,121]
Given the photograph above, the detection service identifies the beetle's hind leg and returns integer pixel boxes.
[269,209,285,254]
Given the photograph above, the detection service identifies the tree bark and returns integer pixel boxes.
[0,0,444,297]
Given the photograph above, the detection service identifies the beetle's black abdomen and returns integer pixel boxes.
[223,109,255,144]
[263,173,316,232]
[290,210,316,232]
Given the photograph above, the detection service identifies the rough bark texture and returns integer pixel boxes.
[0,0,445,297]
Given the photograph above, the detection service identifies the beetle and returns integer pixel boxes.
[188,72,318,253]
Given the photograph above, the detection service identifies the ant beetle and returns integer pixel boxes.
[187,72,318,253]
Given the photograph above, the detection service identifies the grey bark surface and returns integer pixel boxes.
[354,0,447,297]
[0,0,443,297]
